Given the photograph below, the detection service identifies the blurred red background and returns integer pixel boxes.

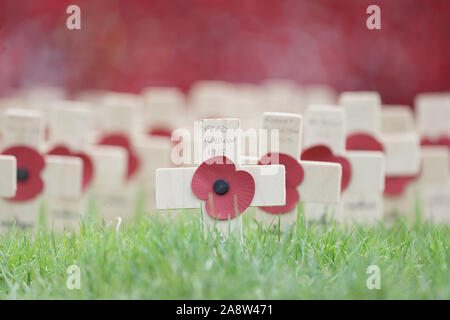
[0,0,449,106]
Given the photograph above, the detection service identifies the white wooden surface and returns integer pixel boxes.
[134,135,172,211]
[381,133,421,176]
[339,91,381,136]
[303,106,346,155]
[141,87,187,132]
[1,108,44,150]
[339,151,385,225]
[47,101,94,150]
[0,109,44,232]
[99,92,142,135]
[43,155,84,231]
[381,105,415,134]
[87,145,136,222]
[415,93,450,139]
[0,155,17,198]
[263,80,304,114]
[417,146,450,224]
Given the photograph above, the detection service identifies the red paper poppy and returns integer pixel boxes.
[191,156,255,220]
[346,133,384,152]
[1,146,45,202]
[258,153,303,214]
[47,145,94,191]
[384,175,418,196]
[421,136,450,150]
[301,145,352,192]
[97,133,140,180]
[148,127,173,139]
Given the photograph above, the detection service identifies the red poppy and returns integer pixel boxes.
[384,175,418,196]
[147,127,173,139]
[47,145,94,191]
[421,136,450,150]
[1,146,45,202]
[97,133,140,180]
[258,153,304,214]
[346,133,384,152]
[191,156,255,220]
[301,145,352,192]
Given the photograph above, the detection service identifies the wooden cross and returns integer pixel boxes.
[43,102,93,231]
[415,93,450,142]
[337,92,386,224]
[381,105,415,135]
[416,146,450,224]
[0,108,45,231]
[156,118,286,237]
[256,112,342,230]
[94,92,142,221]
[141,87,187,136]
[303,105,385,224]
[42,155,83,231]
[87,145,132,223]
[134,135,172,212]
[414,93,450,223]
[0,155,17,233]
[339,91,381,137]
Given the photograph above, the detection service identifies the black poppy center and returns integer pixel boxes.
[17,168,29,182]
[213,179,229,195]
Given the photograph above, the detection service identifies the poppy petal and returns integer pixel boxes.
[2,146,45,202]
[148,127,173,138]
[259,152,304,187]
[98,133,140,180]
[346,133,384,152]
[421,136,450,149]
[259,185,299,214]
[205,170,255,220]
[258,152,303,214]
[384,176,417,196]
[301,145,352,192]
[191,156,237,199]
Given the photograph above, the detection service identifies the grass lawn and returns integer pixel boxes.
[0,205,448,299]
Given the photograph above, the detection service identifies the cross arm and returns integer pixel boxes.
[156,164,286,210]
[298,161,342,204]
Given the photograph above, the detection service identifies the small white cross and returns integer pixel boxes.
[303,104,385,224]
[255,112,342,230]
[0,108,45,231]
[156,118,286,237]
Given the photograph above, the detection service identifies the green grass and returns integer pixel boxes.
[0,204,448,299]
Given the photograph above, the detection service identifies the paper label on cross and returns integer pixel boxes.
[157,118,286,236]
